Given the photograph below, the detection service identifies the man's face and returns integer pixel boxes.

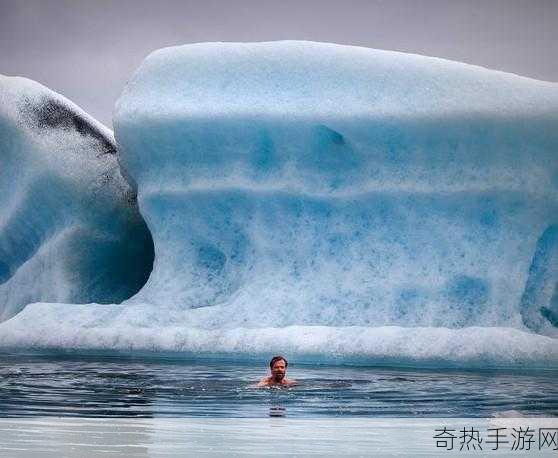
[271,360,286,381]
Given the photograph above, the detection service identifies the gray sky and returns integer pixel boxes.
[1,0,557,127]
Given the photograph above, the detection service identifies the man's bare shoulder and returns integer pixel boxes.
[251,377,298,388]
[251,377,271,388]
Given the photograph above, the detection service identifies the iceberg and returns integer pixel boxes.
[0,75,153,321]
[1,42,557,369]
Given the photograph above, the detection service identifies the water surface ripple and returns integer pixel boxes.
[1,353,556,418]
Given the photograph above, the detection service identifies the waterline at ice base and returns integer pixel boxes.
[1,41,558,370]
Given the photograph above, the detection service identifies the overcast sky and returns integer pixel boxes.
[1,0,557,127]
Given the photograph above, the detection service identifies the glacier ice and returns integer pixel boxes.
[1,41,557,369]
[0,75,154,322]
[114,41,558,333]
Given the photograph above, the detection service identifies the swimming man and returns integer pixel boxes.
[255,355,297,387]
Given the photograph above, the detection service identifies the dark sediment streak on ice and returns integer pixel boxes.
[0,75,153,322]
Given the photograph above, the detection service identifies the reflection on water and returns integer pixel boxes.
[2,417,558,457]
[0,352,557,418]
[269,405,286,417]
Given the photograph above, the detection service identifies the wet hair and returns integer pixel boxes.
[269,355,288,369]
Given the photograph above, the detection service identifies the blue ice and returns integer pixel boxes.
[0,75,153,321]
[1,42,557,368]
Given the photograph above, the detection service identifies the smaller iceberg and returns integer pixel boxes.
[0,75,153,322]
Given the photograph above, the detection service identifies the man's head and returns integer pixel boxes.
[269,355,288,382]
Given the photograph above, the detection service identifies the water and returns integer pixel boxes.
[6,417,558,457]
[1,352,557,418]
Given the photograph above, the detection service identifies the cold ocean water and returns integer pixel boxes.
[1,352,556,418]
[2,352,558,456]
